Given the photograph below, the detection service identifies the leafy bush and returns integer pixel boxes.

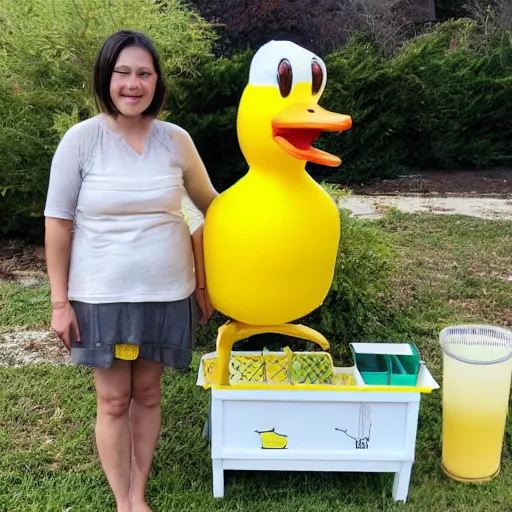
[315,18,512,182]
[0,0,214,240]
[176,18,512,188]
[313,33,414,183]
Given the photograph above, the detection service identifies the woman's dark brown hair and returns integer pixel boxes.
[93,30,166,117]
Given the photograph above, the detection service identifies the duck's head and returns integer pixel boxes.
[237,40,352,172]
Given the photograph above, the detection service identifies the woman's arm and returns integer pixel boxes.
[45,218,73,304]
[172,126,218,322]
[190,224,214,324]
[45,217,81,347]
[191,224,206,291]
[44,124,86,348]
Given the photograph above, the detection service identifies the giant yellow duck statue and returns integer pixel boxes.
[203,41,352,385]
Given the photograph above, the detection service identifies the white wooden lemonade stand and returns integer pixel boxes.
[197,322,439,503]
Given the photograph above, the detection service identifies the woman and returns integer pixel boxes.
[44,30,217,512]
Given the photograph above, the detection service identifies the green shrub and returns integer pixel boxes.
[0,85,77,238]
[0,0,214,240]
[175,18,512,189]
[316,19,512,183]
[313,33,415,183]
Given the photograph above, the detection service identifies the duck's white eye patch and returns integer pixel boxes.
[277,59,293,98]
[312,60,323,95]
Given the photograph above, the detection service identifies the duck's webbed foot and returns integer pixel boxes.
[212,320,330,385]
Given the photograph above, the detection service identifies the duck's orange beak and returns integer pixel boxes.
[272,104,352,167]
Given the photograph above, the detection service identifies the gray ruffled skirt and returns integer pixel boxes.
[69,295,199,369]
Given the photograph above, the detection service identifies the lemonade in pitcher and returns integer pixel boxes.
[442,404,508,480]
[440,325,512,482]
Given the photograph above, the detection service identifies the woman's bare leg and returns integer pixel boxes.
[93,360,132,512]
[129,357,164,511]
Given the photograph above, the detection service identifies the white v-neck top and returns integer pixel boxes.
[44,115,216,303]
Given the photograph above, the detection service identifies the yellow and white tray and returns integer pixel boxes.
[197,350,438,393]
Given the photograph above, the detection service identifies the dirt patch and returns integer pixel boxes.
[339,195,512,220]
[0,242,46,280]
[350,169,512,198]
[0,329,70,367]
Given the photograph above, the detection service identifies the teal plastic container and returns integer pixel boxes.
[352,353,389,385]
[350,343,420,386]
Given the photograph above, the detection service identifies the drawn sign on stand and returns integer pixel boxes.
[335,404,372,449]
[255,428,288,449]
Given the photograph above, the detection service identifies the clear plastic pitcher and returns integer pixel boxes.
[439,325,512,482]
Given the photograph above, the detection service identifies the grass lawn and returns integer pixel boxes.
[0,212,511,511]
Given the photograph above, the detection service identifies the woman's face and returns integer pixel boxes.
[109,46,158,117]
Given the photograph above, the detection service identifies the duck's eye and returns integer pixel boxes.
[312,60,323,95]
[277,59,292,98]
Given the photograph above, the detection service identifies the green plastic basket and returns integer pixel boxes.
[350,343,420,386]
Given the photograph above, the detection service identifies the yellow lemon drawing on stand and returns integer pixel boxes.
[256,428,288,449]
